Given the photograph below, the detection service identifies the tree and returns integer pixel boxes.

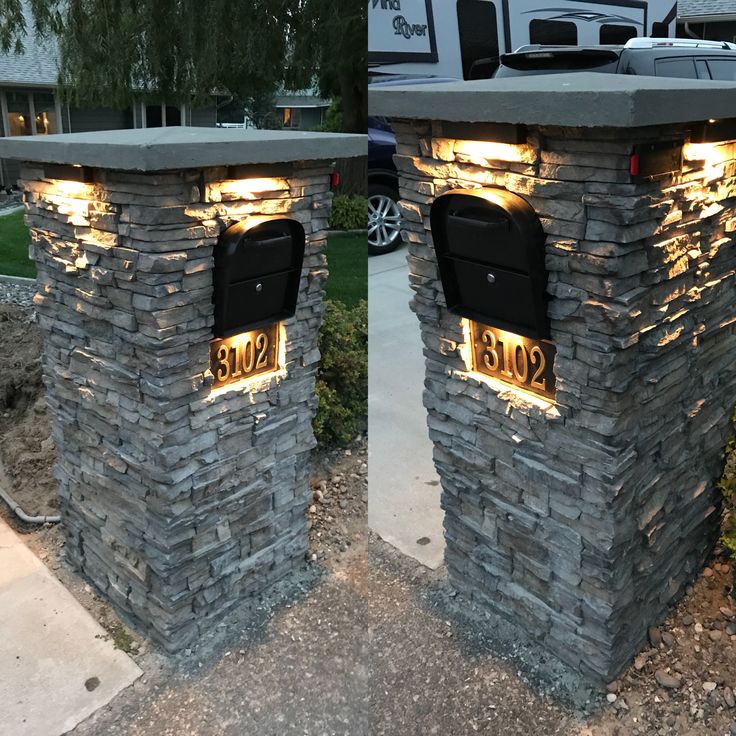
[0,0,366,133]
[287,0,367,133]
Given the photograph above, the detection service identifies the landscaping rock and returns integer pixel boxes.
[655,670,681,689]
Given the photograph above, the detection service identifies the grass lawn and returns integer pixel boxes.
[0,209,34,279]
[325,232,367,308]
[0,216,367,304]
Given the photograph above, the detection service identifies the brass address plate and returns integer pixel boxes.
[210,323,279,388]
[471,322,556,401]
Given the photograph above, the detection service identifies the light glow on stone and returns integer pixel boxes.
[683,141,732,183]
[217,178,287,199]
[453,139,531,164]
[53,179,94,199]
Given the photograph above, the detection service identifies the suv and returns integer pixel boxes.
[495,37,736,80]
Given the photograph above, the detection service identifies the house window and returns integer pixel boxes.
[146,105,163,127]
[457,0,499,80]
[1,90,60,136]
[140,103,187,128]
[33,92,59,134]
[6,91,32,136]
[282,108,301,128]
[529,19,577,45]
[165,106,181,126]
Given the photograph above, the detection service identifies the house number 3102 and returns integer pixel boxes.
[471,322,556,401]
[209,324,278,388]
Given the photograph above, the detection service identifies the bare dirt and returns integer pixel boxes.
[0,303,57,518]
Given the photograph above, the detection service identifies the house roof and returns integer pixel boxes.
[0,3,59,88]
[678,0,736,20]
[274,95,330,109]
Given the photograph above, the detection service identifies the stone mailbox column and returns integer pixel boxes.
[370,74,736,682]
[0,128,364,651]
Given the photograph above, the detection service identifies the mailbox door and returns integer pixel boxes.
[450,260,545,335]
[430,188,549,339]
[220,273,293,335]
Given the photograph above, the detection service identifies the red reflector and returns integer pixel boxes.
[629,153,640,177]
[330,171,341,189]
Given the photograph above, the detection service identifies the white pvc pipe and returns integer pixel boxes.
[0,485,60,524]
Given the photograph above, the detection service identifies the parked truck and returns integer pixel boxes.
[369,0,678,80]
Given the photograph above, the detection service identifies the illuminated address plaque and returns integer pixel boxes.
[209,323,279,389]
[471,322,556,401]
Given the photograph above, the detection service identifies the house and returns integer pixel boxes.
[677,1,736,43]
[274,92,330,131]
[0,4,217,188]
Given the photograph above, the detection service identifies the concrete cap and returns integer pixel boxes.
[0,126,366,171]
[369,73,736,128]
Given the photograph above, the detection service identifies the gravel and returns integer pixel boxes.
[0,280,35,308]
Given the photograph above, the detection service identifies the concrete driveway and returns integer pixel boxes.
[368,245,445,569]
[0,518,141,736]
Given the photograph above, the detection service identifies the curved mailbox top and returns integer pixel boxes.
[216,219,304,281]
[431,189,545,277]
[430,188,549,340]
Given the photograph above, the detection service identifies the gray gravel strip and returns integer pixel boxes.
[369,534,595,736]
[0,280,35,308]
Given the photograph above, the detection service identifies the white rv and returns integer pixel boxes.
[368,0,678,80]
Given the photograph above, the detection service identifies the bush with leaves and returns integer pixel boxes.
[314,299,367,447]
[329,194,367,231]
[719,407,736,566]
[319,98,343,133]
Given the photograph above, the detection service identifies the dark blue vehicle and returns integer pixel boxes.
[368,116,401,255]
[368,77,464,254]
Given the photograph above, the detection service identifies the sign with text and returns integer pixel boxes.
[471,322,556,401]
[210,323,279,389]
[368,0,438,64]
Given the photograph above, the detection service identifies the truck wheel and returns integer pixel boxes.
[368,183,402,255]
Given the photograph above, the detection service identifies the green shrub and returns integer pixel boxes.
[314,299,367,447]
[719,407,736,561]
[319,98,343,133]
[329,194,367,231]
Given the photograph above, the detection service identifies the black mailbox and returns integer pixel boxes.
[213,218,305,338]
[430,188,549,340]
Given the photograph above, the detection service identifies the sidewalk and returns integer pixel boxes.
[368,245,445,569]
[0,518,141,736]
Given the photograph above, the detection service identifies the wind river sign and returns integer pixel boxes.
[368,0,438,64]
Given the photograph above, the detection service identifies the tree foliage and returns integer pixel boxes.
[288,0,366,132]
[0,0,366,131]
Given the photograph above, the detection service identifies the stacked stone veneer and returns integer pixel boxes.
[393,119,736,681]
[21,160,333,650]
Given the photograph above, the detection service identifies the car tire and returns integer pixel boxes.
[368,182,402,255]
